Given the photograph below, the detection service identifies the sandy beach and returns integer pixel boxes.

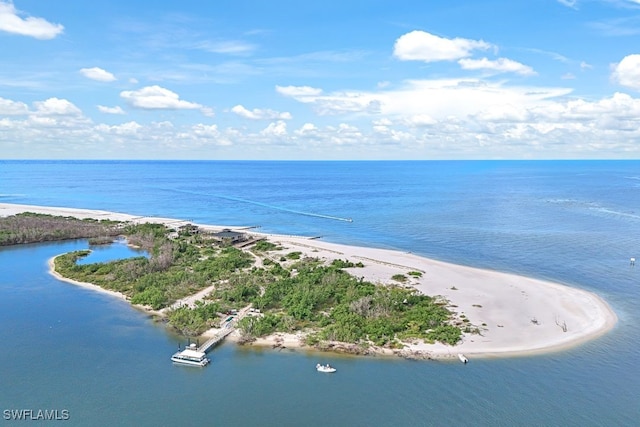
[1,202,617,359]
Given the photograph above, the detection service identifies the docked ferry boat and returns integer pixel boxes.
[171,344,210,367]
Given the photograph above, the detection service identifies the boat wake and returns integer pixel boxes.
[158,188,353,223]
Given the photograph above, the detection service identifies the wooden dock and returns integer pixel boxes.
[197,325,235,353]
[196,306,251,353]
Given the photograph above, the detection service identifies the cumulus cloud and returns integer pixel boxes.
[277,85,382,116]
[0,97,29,115]
[393,30,491,62]
[120,85,202,110]
[612,54,640,90]
[192,124,220,138]
[458,57,536,76]
[97,105,125,114]
[402,114,437,127]
[231,104,292,120]
[261,120,287,137]
[278,78,572,120]
[33,98,82,115]
[95,121,142,135]
[0,1,63,39]
[181,124,233,146]
[294,123,319,136]
[80,67,117,82]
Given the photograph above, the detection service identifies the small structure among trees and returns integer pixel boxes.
[210,229,247,245]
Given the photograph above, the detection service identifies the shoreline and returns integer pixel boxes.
[47,257,165,318]
[2,202,618,360]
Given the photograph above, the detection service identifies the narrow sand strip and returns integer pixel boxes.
[2,203,617,359]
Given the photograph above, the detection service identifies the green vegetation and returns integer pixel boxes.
[6,213,466,347]
[167,301,222,336]
[252,240,279,252]
[331,259,364,268]
[236,262,462,347]
[408,271,423,277]
[0,212,121,246]
[88,236,116,245]
[54,224,254,311]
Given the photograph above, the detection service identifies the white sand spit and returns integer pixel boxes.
[2,203,617,359]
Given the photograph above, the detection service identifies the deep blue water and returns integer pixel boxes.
[0,160,639,426]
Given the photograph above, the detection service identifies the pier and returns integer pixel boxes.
[196,306,251,353]
[197,325,235,353]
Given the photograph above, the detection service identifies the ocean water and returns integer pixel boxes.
[0,160,639,426]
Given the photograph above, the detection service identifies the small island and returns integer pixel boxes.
[0,203,617,360]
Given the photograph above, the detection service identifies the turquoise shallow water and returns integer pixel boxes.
[1,160,639,426]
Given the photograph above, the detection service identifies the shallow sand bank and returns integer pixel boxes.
[2,203,617,359]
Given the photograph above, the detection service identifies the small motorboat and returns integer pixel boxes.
[458,353,468,364]
[316,363,337,373]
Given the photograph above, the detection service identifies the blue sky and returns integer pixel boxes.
[1,0,639,159]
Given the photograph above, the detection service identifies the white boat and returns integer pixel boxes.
[172,345,210,367]
[316,363,336,373]
[458,353,468,364]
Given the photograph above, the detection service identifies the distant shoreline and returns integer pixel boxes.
[2,202,618,360]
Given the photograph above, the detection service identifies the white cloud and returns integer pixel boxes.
[231,104,292,120]
[0,97,29,115]
[275,85,323,99]
[294,123,319,136]
[557,0,577,8]
[192,124,220,138]
[277,86,382,116]
[97,105,125,114]
[280,78,572,120]
[612,54,640,90]
[0,1,63,39]
[458,57,536,76]
[580,61,593,70]
[120,85,203,110]
[261,120,287,137]
[80,67,117,82]
[96,121,142,135]
[403,114,437,127]
[393,30,492,62]
[183,124,233,146]
[195,40,256,55]
[3,86,640,159]
[200,107,215,118]
[33,98,82,115]
[537,92,640,121]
